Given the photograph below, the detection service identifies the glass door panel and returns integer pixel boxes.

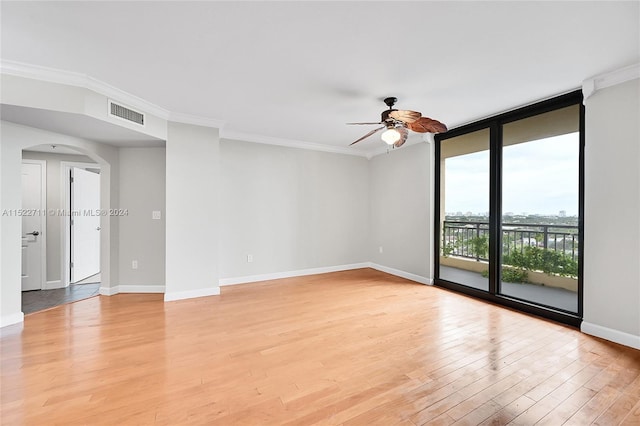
[500,105,580,313]
[439,128,490,291]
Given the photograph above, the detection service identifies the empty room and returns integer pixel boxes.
[1,1,639,425]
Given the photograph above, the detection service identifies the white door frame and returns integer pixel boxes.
[21,159,47,291]
[60,161,101,287]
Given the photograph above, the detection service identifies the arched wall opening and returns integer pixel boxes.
[1,121,118,327]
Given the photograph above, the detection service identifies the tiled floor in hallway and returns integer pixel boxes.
[22,283,100,314]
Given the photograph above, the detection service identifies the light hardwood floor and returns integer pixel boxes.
[1,269,639,425]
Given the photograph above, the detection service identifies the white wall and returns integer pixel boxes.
[0,121,119,327]
[118,147,166,290]
[164,122,220,301]
[583,77,640,348]
[219,140,369,280]
[21,150,96,285]
[0,125,24,326]
[369,143,433,282]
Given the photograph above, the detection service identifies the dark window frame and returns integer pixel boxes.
[434,90,585,327]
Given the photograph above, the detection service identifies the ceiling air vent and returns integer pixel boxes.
[109,100,145,126]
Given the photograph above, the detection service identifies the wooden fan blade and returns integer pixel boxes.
[408,116,448,133]
[346,122,383,125]
[393,127,409,148]
[389,110,422,123]
[349,126,385,146]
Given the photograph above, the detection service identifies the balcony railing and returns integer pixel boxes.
[442,220,579,262]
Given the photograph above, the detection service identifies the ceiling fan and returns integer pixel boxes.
[347,97,448,148]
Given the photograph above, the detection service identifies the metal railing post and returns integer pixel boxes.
[475,223,481,261]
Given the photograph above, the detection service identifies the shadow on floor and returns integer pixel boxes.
[22,283,101,315]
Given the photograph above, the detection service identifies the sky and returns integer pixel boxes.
[444,132,579,216]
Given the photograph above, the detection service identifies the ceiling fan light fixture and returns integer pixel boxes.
[347,97,447,147]
[381,128,401,145]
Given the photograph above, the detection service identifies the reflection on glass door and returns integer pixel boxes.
[439,128,490,291]
[500,106,580,313]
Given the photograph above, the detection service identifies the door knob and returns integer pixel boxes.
[96,227,101,231]
[27,231,40,236]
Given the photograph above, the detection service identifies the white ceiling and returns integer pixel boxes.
[1,1,638,153]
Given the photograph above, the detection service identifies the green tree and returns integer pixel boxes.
[470,235,489,260]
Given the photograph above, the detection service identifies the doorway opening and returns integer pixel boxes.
[21,145,102,314]
[65,163,102,285]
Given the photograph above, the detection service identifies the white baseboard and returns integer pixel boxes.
[119,285,165,293]
[99,285,165,295]
[44,280,64,290]
[581,321,640,350]
[369,263,433,285]
[218,262,432,287]
[1,312,25,328]
[164,287,220,302]
[219,262,370,286]
[99,286,119,296]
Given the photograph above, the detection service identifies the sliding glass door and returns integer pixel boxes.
[438,129,490,292]
[435,92,584,325]
[500,106,580,313]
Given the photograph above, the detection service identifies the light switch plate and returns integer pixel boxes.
[152,211,161,220]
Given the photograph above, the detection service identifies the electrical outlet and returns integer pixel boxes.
[379,246,383,254]
[132,260,138,269]
[152,211,161,220]
[247,254,253,263]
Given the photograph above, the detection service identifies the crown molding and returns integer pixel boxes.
[1,59,81,85]
[0,60,226,130]
[422,133,436,145]
[582,63,640,102]
[221,129,369,158]
[168,111,225,129]
[0,60,170,118]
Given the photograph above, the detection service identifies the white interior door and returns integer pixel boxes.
[71,167,101,283]
[22,161,45,291]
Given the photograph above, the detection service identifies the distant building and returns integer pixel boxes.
[559,210,567,217]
